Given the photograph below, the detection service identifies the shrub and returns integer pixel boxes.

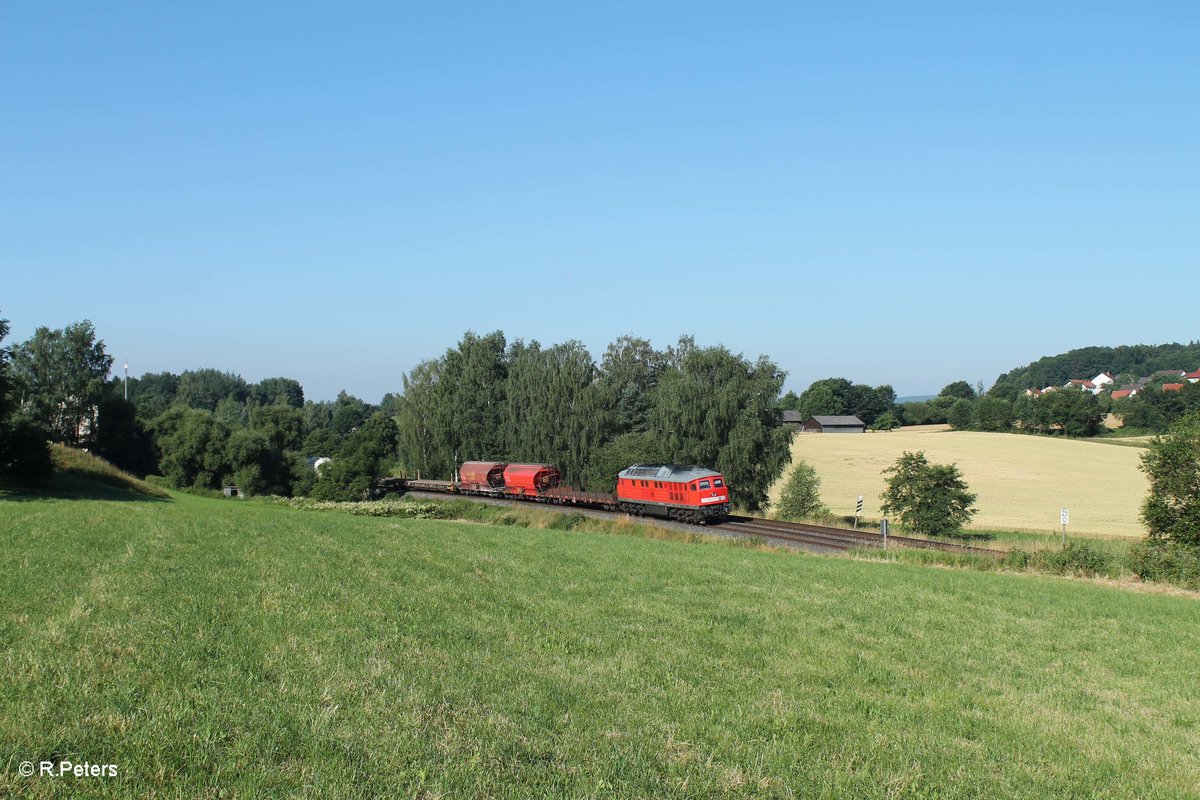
[0,421,53,484]
[1127,541,1200,591]
[776,461,829,521]
[1035,542,1115,578]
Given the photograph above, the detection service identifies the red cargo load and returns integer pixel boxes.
[458,461,507,491]
[502,463,561,496]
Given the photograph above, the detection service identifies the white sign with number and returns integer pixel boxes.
[1060,508,1069,525]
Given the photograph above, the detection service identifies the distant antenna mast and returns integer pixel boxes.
[124,358,129,400]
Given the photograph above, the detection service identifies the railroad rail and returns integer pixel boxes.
[715,517,1007,558]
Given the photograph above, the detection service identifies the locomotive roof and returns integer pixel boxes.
[618,463,721,482]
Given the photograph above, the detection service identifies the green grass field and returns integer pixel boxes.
[771,426,1149,538]
[3,482,1200,798]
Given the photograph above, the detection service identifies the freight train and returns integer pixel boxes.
[380,461,730,524]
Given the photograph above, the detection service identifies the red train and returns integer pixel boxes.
[394,460,730,524]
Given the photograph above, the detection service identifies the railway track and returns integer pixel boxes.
[716,516,1007,558]
[393,482,1005,558]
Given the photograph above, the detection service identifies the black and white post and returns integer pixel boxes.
[1060,507,1069,546]
[854,495,863,530]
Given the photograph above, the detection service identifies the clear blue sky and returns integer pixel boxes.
[3,2,1197,402]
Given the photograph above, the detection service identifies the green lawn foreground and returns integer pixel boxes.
[2,490,1200,799]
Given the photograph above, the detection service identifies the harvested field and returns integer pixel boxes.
[770,426,1147,537]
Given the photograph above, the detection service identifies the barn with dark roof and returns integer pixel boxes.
[800,415,867,433]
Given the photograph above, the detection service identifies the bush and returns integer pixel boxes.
[1140,411,1200,546]
[1127,541,1200,591]
[776,460,829,521]
[548,511,588,530]
[1035,542,1115,578]
[0,421,54,484]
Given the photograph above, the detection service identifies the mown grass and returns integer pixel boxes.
[3,487,1200,798]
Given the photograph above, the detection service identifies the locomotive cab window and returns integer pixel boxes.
[714,479,724,487]
[699,480,710,490]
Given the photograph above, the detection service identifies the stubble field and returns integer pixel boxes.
[769,426,1148,537]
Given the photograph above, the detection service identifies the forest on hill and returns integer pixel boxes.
[996,342,1200,389]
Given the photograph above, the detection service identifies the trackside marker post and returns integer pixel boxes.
[1060,507,1069,546]
[854,495,863,530]
[881,518,889,549]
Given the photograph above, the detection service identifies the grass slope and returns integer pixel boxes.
[772,426,1147,537]
[3,489,1200,798]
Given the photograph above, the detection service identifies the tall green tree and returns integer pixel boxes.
[939,381,977,400]
[0,315,53,482]
[1140,411,1200,547]
[151,407,233,489]
[11,319,113,446]
[175,368,247,412]
[597,335,668,436]
[880,451,977,537]
[433,331,508,465]
[397,359,452,478]
[650,342,791,511]
[503,339,602,486]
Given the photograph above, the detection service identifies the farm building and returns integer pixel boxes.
[780,410,805,428]
[801,415,867,434]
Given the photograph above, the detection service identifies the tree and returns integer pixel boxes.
[880,451,977,537]
[973,396,1013,432]
[939,381,976,400]
[650,341,792,512]
[947,398,975,430]
[11,320,114,446]
[312,412,400,500]
[0,314,53,483]
[872,411,900,431]
[128,371,179,422]
[776,461,829,521]
[151,407,232,489]
[175,368,247,412]
[1140,411,1200,546]
[249,377,304,409]
[776,390,801,412]
[93,394,158,476]
[597,335,668,436]
[581,431,667,494]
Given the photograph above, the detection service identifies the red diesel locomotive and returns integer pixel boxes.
[615,463,730,523]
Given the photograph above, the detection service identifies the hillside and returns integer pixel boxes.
[996,342,1200,389]
[4,487,1200,797]
[771,426,1147,537]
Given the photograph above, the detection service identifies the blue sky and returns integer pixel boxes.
[3,2,1197,401]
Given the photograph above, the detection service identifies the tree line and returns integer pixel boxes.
[394,331,792,510]
[995,342,1200,391]
[0,318,794,510]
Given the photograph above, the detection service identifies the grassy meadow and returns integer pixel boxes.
[4,482,1200,798]
[771,425,1148,538]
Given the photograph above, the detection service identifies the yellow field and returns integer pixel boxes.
[769,426,1149,538]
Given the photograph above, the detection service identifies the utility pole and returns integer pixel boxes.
[124,358,129,401]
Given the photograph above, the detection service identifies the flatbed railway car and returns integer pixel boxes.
[616,463,730,523]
